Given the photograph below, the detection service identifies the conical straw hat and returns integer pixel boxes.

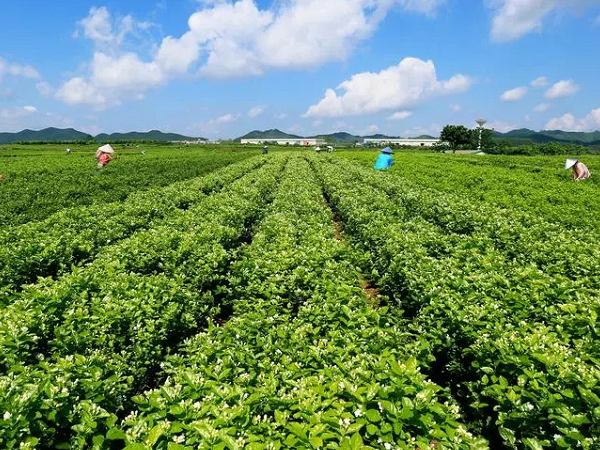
[565,159,577,170]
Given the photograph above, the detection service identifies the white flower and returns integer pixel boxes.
[344,418,351,426]
[3,412,11,421]
[384,443,392,450]
[173,435,185,444]
[354,408,363,418]
[378,402,383,412]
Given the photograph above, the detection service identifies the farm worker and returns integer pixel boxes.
[65,148,72,154]
[565,159,590,181]
[374,147,394,170]
[95,143,115,169]
[263,145,268,155]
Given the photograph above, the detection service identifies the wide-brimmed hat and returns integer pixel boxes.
[381,147,393,154]
[98,144,115,154]
[565,159,577,170]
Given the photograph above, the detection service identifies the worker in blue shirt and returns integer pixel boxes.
[374,147,394,170]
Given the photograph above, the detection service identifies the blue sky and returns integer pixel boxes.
[1,0,599,138]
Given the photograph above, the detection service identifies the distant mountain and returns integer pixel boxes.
[0,128,204,144]
[0,127,93,144]
[95,130,203,142]
[541,130,600,144]
[310,132,362,143]
[238,130,406,144]
[492,128,600,146]
[237,129,301,141]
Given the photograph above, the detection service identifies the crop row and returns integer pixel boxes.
[0,150,254,227]
[0,158,262,303]
[0,156,286,450]
[108,157,488,450]
[0,156,265,301]
[315,157,600,449]
[341,152,600,233]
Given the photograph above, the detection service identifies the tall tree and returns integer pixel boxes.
[440,125,472,150]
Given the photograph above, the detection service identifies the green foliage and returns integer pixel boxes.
[440,125,473,150]
[1,149,599,449]
[0,147,254,227]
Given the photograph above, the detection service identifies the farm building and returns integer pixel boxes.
[363,138,440,147]
[241,138,326,146]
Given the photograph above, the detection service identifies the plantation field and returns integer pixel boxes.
[341,151,600,232]
[0,145,256,227]
[1,149,599,450]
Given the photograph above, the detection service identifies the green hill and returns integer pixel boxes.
[95,130,203,142]
[490,128,600,146]
[237,129,301,141]
[310,132,361,143]
[0,127,93,144]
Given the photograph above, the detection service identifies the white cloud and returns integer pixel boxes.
[248,105,266,117]
[531,76,548,88]
[488,0,600,42]
[449,103,461,112]
[485,120,518,133]
[500,86,527,102]
[56,1,447,107]
[304,57,471,118]
[274,113,288,119]
[403,123,442,137]
[533,102,551,112]
[0,105,38,119]
[36,82,53,98]
[77,6,152,49]
[387,110,413,120]
[212,113,238,124]
[0,57,40,82]
[545,108,600,131]
[544,79,580,99]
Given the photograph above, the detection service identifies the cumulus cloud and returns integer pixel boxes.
[248,105,266,117]
[76,6,153,48]
[545,108,600,131]
[500,86,527,102]
[533,103,551,112]
[531,76,548,88]
[212,113,238,124]
[544,79,580,99]
[387,111,413,120]
[0,57,40,82]
[304,57,471,118]
[56,1,446,108]
[485,120,519,133]
[488,0,600,42]
[0,105,38,119]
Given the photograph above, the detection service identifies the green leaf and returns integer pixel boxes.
[147,425,165,446]
[124,444,148,450]
[522,438,544,450]
[365,409,381,423]
[107,428,127,440]
[310,436,323,448]
[350,432,363,450]
[498,427,515,445]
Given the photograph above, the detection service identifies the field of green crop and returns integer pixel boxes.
[1,148,598,450]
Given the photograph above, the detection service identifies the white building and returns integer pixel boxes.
[363,138,440,147]
[241,138,326,146]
